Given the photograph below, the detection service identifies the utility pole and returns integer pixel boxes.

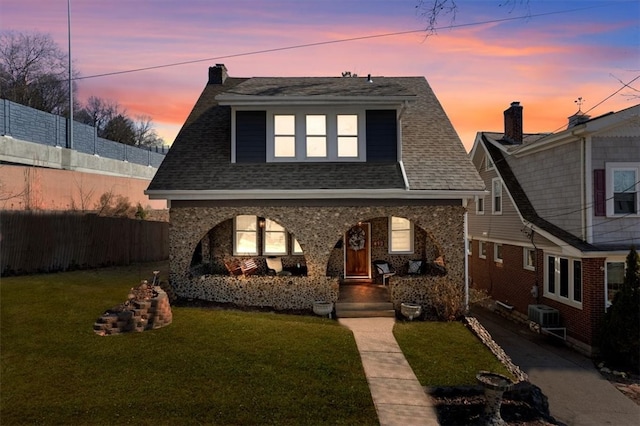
[67,0,73,149]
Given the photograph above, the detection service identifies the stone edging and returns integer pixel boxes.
[464,315,528,383]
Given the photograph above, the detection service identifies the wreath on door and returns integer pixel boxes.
[348,227,366,251]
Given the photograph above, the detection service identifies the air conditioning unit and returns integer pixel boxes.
[528,304,560,327]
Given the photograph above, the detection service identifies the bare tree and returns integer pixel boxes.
[76,95,120,133]
[133,115,165,147]
[0,30,78,115]
[416,0,530,34]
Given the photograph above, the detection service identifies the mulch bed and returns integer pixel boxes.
[430,385,561,425]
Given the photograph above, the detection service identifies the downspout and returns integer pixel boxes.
[398,101,410,190]
[584,136,593,243]
[464,207,469,312]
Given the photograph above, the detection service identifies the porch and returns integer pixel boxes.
[170,204,466,313]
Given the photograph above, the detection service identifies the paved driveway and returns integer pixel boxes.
[472,307,640,426]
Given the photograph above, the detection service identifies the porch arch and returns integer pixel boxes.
[169,204,465,290]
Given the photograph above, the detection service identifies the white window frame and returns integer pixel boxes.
[486,154,494,170]
[291,236,304,255]
[389,216,414,254]
[492,178,503,215]
[479,241,487,259]
[265,108,367,162]
[262,218,288,255]
[494,244,503,263]
[544,254,582,307]
[476,197,485,215]
[523,248,536,271]
[468,239,472,256]
[606,163,640,217]
[233,215,258,256]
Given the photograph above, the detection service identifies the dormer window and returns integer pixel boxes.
[306,115,327,157]
[268,109,365,162]
[274,115,296,158]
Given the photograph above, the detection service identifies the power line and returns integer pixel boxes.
[72,4,609,81]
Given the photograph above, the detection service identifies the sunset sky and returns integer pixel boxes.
[2,0,638,151]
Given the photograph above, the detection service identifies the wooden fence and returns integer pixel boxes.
[1,211,169,276]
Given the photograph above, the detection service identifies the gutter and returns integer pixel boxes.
[145,188,486,201]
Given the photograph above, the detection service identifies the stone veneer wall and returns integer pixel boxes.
[176,275,339,310]
[169,204,465,310]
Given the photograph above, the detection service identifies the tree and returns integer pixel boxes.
[598,246,640,373]
[415,0,530,34]
[101,114,136,145]
[0,31,77,115]
[76,95,119,134]
[133,115,164,147]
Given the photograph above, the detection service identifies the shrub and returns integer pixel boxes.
[425,277,465,321]
[598,246,640,373]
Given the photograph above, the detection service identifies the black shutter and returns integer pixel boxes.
[594,169,605,216]
[236,111,266,163]
[366,110,397,162]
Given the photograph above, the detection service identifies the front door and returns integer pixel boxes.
[344,223,371,279]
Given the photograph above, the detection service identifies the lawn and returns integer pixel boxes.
[394,320,513,387]
[1,262,513,425]
[0,263,377,425]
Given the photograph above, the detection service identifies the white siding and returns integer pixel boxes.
[468,148,532,244]
[591,134,640,247]
[508,142,584,240]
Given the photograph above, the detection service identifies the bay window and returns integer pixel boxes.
[545,254,582,305]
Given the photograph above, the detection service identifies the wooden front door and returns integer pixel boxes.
[344,223,371,279]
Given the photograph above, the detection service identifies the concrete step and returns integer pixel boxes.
[335,302,396,318]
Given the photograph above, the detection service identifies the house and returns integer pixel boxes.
[146,64,484,313]
[468,101,640,354]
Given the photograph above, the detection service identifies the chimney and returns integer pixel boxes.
[504,101,523,144]
[208,64,228,85]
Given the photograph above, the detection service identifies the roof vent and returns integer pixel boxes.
[367,74,373,83]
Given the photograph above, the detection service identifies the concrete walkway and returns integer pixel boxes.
[339,317,439,426]
[473,307,640,426]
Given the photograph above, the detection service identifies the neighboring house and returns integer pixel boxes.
[146,64,484,312]
[468,101,640,354]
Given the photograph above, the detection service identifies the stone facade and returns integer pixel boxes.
[169,204,466,311]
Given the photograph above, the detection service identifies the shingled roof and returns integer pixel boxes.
[482,135,598,252]
[147,70,484,197]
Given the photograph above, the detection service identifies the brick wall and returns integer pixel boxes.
[471,239,607,349]
[469,241,537,313]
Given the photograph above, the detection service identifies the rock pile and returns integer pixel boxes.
[93,282,173,336]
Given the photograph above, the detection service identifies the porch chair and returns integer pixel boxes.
[373,260,396,286]
[224,259,242,276]
[240,258,259,276]
[266,257,292,276]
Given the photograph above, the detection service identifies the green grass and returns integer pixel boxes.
[2,263,516,424]
[393,320,513,387]
[0,263,378,425]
